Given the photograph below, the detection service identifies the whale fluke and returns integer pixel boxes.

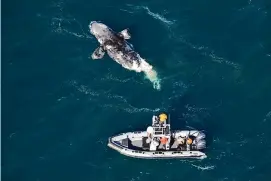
[118,29,131,40]
[91,46,105,60]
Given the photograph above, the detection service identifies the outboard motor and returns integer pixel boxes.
[196,139,206,150]
[195,132,206,142]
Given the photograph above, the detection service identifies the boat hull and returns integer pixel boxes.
[107,130,207,159]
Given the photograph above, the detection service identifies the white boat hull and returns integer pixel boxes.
[107,130,207,159]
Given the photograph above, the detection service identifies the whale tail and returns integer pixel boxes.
[91,46,106,60]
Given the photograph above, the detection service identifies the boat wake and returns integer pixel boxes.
[191,164,215,170]
[143,6,175,26]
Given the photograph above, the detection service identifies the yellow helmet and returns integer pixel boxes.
[159,113,167,122]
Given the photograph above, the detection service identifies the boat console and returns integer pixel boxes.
[147,113,171,151]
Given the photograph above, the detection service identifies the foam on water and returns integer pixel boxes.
[144,69,161,90]
[110,50,161,90]
[132,57,161,90]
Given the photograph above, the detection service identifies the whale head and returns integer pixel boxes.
[89,21,114,44]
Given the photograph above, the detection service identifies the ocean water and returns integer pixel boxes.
[2,0,271,180]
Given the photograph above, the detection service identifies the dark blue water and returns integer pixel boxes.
[2,0,271,180]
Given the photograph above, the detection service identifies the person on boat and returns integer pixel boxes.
[177,136,185,145]
[160,137,168,144]
[147,126,153,140]
[152,115,159,124]
[158,113,167,125]
[186,137,193,145]
[160,137,168,149]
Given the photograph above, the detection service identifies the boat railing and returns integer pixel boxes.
[113,133,126,137]
[109,137,204,157]
[132,131,144,134]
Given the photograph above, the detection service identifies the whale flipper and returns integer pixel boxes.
[91,46,105,60]
[118,29,131,40]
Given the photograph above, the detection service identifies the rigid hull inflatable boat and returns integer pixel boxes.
[108,113,207,159]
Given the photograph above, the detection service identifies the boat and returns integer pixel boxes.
[107,113,207,159]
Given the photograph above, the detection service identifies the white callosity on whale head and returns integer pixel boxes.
[89,21,108,35]
[89,21,113,44]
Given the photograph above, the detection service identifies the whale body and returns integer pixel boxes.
[89,21,152,72]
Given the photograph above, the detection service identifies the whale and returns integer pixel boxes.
[89,21,161,90]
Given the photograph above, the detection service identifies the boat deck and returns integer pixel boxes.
[108,129,207,159]
[129,136,195,151]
